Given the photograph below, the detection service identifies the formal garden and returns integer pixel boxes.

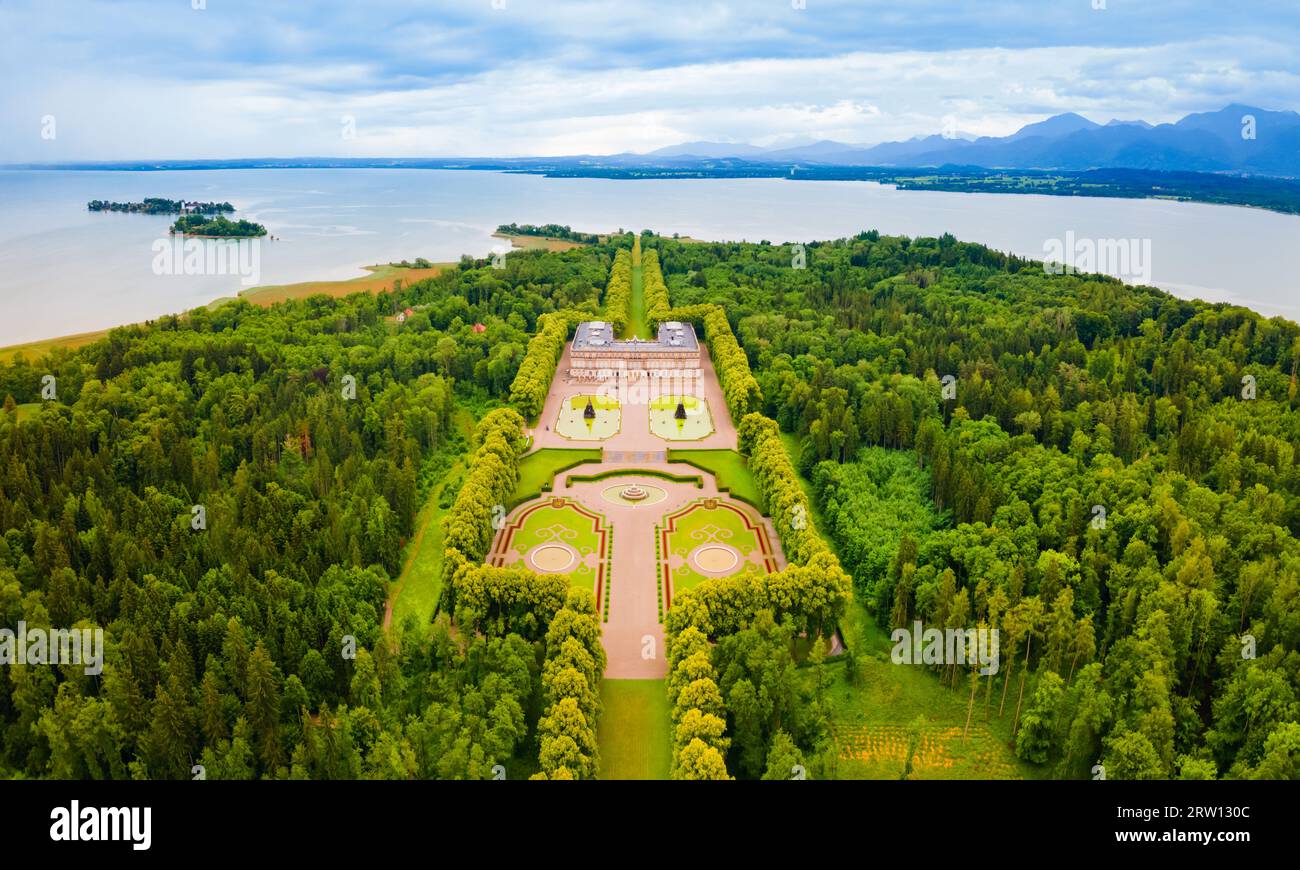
[496,497,610,604]
[556,393,621,440]
[657,497,777,602]
[649,393,714,440]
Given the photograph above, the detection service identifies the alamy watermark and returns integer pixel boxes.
[0,622,104,676]
[152,237,261,287]
[890,620,1000,675]
[1043,231,1152,285]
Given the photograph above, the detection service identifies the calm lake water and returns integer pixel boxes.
[0,168,1297,346]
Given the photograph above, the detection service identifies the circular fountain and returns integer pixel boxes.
[601,482,667,506]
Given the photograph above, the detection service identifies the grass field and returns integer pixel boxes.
[598,680,672,780]
[0,330,109,364]
[624,242,652,340]
[667,449,762,507]
[492,232,587,252]
[822,603,1041,780]
[649,395,714,440]
[777,430,833,542]
[512,447,602,505]
[555,394,621,441]
[227,263,444,308]
[388,410,474,633]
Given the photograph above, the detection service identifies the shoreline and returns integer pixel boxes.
[0,231,592,361]
[0,262,442,363]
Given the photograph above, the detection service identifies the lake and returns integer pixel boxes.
[1,168,1297,346]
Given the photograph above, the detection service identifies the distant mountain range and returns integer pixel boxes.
[14,104,1298,182]
[636,105,1300,176]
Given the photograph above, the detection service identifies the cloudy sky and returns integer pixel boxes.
[2,0,1297,161]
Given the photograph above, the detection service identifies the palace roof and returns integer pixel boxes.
[572,320,699,353]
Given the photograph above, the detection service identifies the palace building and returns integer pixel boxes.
[568,320,700,380]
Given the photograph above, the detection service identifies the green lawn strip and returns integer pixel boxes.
[388,465,458,632]
[565,467,703,488]
[389,410,476,633]
[776,430,834,548]
[626,246,651,340]
[666,449,762,509]
[510,447,602,508]
[598,680,672,780]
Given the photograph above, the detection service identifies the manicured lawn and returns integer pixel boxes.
[649,395,714,440]
[820,603,1043,780]
[501,499,607,595]
[555,393,621,441]
[660,498,774,596]
[598,680,671,780]
[667,449,762,507]
[512,447,601,505]
[624,243,652,340]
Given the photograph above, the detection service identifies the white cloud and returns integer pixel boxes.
[0,0,1296,160]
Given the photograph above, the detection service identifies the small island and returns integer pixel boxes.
[170,214,267,238]
[88,197,234,215]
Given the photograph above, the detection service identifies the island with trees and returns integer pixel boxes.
[88,197,235,215]
[170,214,268,237]
[0,226,1297,782]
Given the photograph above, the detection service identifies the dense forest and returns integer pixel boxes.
[3,226,1298,779]
[649,231,1300,779]
[0,244,611,778]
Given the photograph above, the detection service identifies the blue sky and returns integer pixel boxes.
[2,0,1296,161]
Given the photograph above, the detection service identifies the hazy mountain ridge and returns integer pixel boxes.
[643,104,1300,176]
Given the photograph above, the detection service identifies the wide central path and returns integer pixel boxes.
[502,236,785,776]
[625,236,651,340]
[551,463,787,677]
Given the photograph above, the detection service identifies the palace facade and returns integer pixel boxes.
[568,321,701,379]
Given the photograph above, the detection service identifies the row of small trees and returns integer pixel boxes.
[642,248,671,323]
[534,589,607,779]
[738,413,826,565]
[660,365,852,783]
[507,311,576,419]
[640,248,763,419]
[440,408,526,616]
[438,410,607,776]
[664,538,850,778]
[603,248,633,336]
[668,625,732,779]
[700,306,763,421]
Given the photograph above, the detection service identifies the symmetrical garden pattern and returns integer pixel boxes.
[491,497,610,610]
[657,497,777,604]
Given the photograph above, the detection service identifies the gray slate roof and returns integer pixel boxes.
[572,320,698,352]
